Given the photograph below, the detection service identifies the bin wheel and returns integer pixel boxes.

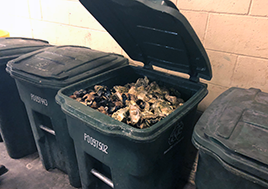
[0,165,8,176]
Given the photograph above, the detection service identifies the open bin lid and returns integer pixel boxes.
[0,37,51,65]
[79,0,212,81]
[193,87,268,186]
[6,45,128,88]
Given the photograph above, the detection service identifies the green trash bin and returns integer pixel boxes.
[56,0,212,188]
[6,45,128,188]
[0,37,50,158]
[192,87,268,189]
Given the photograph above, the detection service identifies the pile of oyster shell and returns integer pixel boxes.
[69,76,184,129]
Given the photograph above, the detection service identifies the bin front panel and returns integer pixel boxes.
[15,79,58,114]
[67,109,195,176]
[65,100,198,189]
[13,77,81,187]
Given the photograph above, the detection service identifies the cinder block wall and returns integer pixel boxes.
[1,0,268,110]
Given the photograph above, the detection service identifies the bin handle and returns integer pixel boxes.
[91,168,114,188]
[39,125,55,135]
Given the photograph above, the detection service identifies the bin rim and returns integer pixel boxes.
[56,67,208,142]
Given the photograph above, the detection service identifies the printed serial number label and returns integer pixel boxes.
[84,133,108,154]
[30,93,48,106]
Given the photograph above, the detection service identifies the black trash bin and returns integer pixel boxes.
[0,37,50,159]
[6,45,128,188]
[56,0,212,188]
[192,87,268,189]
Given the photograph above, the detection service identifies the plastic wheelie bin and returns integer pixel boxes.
[56,0,212,188]
[192,87,268,189]
[0,37,50,158]
[0,30,8,142]
[6,45,128,188]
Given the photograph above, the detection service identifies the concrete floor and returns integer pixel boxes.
[0,142,77,189]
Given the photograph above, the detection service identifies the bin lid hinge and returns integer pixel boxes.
[143,60,153,70]
[189,57,200,83]
[189,73,200,83]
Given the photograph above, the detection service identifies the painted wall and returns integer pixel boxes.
[1,0,268,110]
